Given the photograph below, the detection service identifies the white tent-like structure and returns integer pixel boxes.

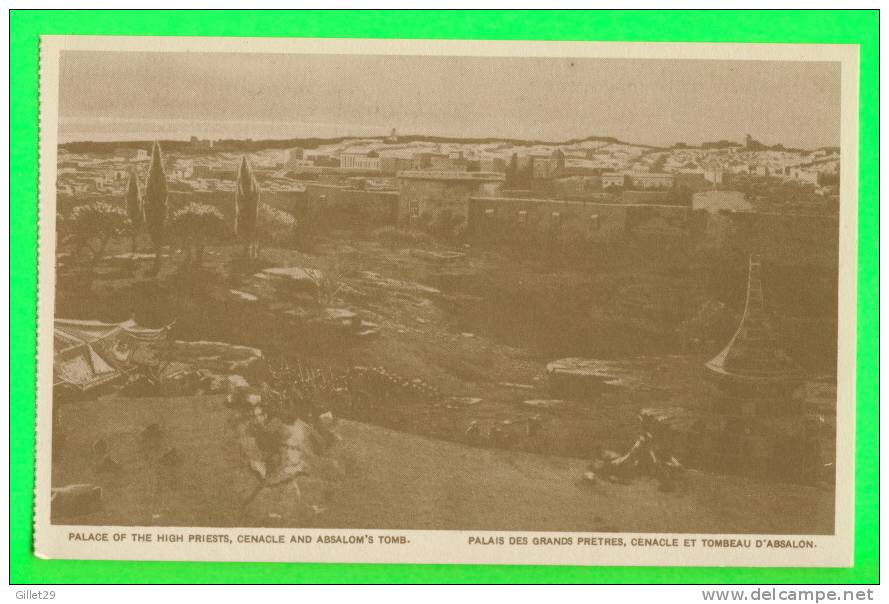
[54,319,169,393]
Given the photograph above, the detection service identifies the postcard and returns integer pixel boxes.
[35,35,858,566]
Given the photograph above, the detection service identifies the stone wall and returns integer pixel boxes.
[698,210,839,268]
[467,196,689,244]
[396,178,502,225]
[292,183,399,228]
[57,188,840,269]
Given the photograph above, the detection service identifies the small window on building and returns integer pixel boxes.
[485,208,495,218]
[409,200,420,218]
[551,211,561,221]
[589,214,600,231]
[517,210,528,224]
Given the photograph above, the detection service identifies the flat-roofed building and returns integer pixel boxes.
[602,171,674,189]
[340,152,381,171]
[396,170,505,224]
[411,152,453,171]
[602,172,628,188]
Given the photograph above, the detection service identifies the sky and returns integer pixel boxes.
[58,51,842,149]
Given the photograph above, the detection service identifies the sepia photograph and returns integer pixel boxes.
[33,35,859,567]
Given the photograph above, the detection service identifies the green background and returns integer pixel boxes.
[10,10,879,584]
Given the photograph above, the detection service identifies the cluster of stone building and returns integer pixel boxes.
[55,133,840,267]
[57,130,839,202]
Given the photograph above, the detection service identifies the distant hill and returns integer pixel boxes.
[59,134,650,155]
[58,133,827,155]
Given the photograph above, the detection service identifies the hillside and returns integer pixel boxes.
[52,394,834,534]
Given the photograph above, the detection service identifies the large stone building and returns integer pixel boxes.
[395,170,504,224]
[602,171,675,189]
[379,156,414,174]
[411,152,455,171]
[340,152,382,171]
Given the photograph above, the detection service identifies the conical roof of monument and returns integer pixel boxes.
[705,255,803,385]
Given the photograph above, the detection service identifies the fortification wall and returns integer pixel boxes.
[698,210,839,268]
[57,189,839,268]
[294,183,399,227]
[467,196,688,244]
[396,179,500,225]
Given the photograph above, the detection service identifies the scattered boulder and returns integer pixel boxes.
[410,249,465,263]
[227,373,250,392]
[259,266,323,295]
[158,364,200,396]
[318,411,335,429]
[357,271,440,297]
[229,289,258,302]
[169,340,263,378]
[498,382,534,389]
[546,358,624,398]
[447,396,483,407]
[312,308,380,338]
[225,375,260,409]
[249,459,268,480]
[522,399,567,410]
[198,371,229,393]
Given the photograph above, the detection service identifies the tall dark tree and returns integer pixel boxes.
[125,168,143,257]
[522,155,535,187]
[235,156,261,259]
[506,153,519,188]
[144,141,168,273]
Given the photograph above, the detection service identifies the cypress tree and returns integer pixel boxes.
[125,168,143,257]
[235,156,261,259]
[144,141,168,273]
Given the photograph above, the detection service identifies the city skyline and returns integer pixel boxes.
[59,51,841,149]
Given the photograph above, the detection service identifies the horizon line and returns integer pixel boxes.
[57,132,839,154]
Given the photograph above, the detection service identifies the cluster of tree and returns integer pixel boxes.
[701,140,741,150]
[61,142,268,274]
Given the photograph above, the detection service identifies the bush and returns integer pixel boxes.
[168,202,226,265]
[63,202,130,265]
[258,204,300,247]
